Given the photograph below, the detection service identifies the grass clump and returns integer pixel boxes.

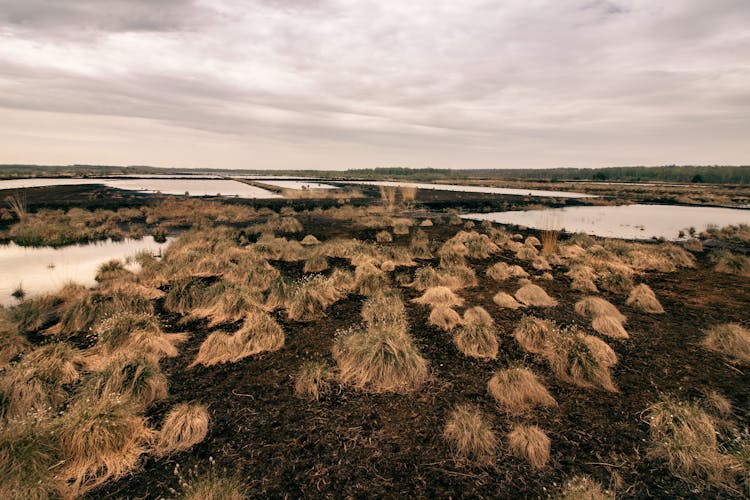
[174,459,247,500]
[294,360,333,401]
[514,283,557,307]
[333,314,428,393]
[710,250,750,277]
[96,312,187,359]
[189,331,244,368]
[443,404,497,466]
[559,475,613,499]
[0,420,58,500]
[191,283,265,326]
[487,262,529,281]
[507,424,551,469]
[487,366,556,414]
[86,354,169,408]
[56,394,155,495]
[574,296,626,323]
[453,307,499,360]
[647,396,742,490]
[362,291,407,331]
[591,316,629,340]
[626,284,665,314]
[513,316,558,355]
[548,328,618,392]
[429,306,462,331]
[702,323,750,364]
[375,230,393,243]
[155,402,210,456]
[286,274,343,321]
[354,262,389,296]
[412,286,464,308]
[492,291,523,309]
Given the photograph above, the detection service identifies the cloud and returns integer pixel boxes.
[0,0,748,168]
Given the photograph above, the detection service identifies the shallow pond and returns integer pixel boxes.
[343,180,593,199]
[464,204,750,240]
[258,180,339,190]
[0,177,281,198]
[0,236,171,305]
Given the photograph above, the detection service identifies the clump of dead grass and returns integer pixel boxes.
[443,404,497,466]
[548,328,618,392]
[513,316,559,355]
[487,262,529,282]
[702,323,750,364]
[507,424,550,469]
[155,402,209,456]
[429,306,462,331]
[294,360,333,401]
[559,475,613,499]
[626,284,665,314]
[487,366,556,414]
[514,283,557,307]
[453,307,499,360]
[412,286,464,308]
[492,291,523,309]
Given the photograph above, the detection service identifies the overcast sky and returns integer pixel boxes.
[0,0,748,170]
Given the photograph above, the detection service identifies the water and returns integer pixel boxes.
[258,180,339,190]
[0,178,281,198]
[464,204,750,240]
[0,236,171,305]
[342,180,593,199]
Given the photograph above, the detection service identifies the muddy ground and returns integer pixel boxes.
[89,213,748,498]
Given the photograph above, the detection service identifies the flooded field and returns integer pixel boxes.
[344,180,594,198]
[257,180,339,190]
[465,204,750,240]
[0,236,171,305]
[0,177,281,198]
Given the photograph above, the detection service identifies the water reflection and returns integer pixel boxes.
[0,237,171,305]
[464,204,750,240]
[343,180,593,199]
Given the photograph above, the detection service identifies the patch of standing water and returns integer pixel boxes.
[342,180,594,199]
[0,178,281,198]
[0,236,172,306]
[463,204,750,240]
[257,180,339,190]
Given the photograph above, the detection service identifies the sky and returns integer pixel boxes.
[0,0,748,170]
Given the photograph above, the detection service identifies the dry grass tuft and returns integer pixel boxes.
[487,366,556,414]
[354,262,389,296]
[189,331,243,368]
[507,424,550,469]
[86,354,169,408]
[702,323,750,364]
[0,419,58,499]
[574,297,626,323]
[647,396,741,490]
[684,238,703,252]
[362,291,407,331]
[443,404,497,466]
[487,262,529,281]
[175,463,247,500]
[626,284,664,314]
[710,250,750,277]
[412,286,464,308]
[333,325,428,393]
[591,316,629,340]
[492,291,523,309]
[514,283,557,307]
[303,253,329,273]
[559,475,613,500]
[429,306,462,331]
[156,402,209,456]
[294,360,333,401]
[57,394,155,495]
[287,274,343,321]
[453,307,499,359]
[375,230,393,243]
[300,234,320,245]
[513,316,559,355]
[548,329,618,392]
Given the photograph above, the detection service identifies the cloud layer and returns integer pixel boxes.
[1,0,748,169]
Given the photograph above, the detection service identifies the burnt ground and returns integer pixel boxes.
[86,212,750,499]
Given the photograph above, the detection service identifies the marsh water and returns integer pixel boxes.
[343,180,594,198]
[0,177,281,198]
[464,204,750,240]
[0,236,172,305]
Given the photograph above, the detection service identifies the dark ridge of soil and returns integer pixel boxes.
[89,216,750,499]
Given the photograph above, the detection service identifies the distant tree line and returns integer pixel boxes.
[1,164,749,184]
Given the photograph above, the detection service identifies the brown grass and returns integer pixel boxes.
[57,394,155,495]
[540,229,558,255]
[492,291,523,309]
[684,238,703,252]
[155,402,209,456]
[507,424,550,469]
[647,396,741,490]
[487,366,556,414]
[87,354,169,408]
[443,404,497,466]
[287,274,343,321]
[514,283,557,307]
[559,475,613,499]
[548,329,618,392]
[189,331,244,368]
[300,234,320,245]
[303,253,329,273]
[513,316,558,355]
[486,262,529,281]
[626,284,665,314]
[375,230,393,243]
[333,325,428,393]
[591,316,629,340]
[294,360,333,401]
[362,291,407,331]
[0,419,58,499]
[702,323,750,364]
[429,306,462,331]
[453,307,499,360]
[574,296,626,323]
[412,286,464,308]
